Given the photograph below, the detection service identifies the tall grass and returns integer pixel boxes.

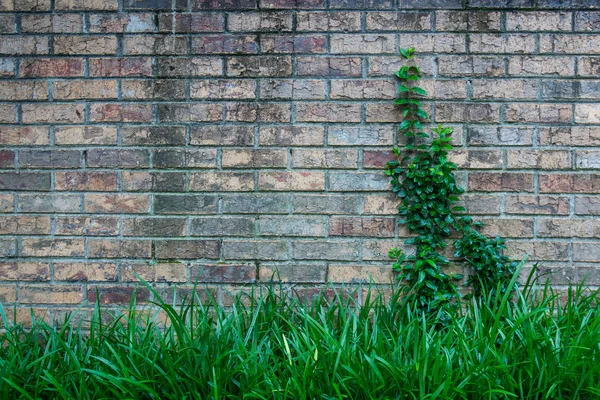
[1,269,600,399]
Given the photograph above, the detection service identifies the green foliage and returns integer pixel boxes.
[3,271,600,398]
[386,48,518,318]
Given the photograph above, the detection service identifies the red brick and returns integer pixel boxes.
[89,57,153,77]
[55,171,117,191]
[21,58,83,77]
[158,13,223,32]
[87,286,149,305]
[84,194,149,213]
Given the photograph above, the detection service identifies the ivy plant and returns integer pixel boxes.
[386,48,518,320]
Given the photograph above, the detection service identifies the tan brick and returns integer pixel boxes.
[122,79,186,100]
[470,34,535,54]
[54,36,117,55]
[260,79,325,100]
[575,104,600,123]
[190,172,254,191]
[328,265,392,284]
[505,195,570,215]
[435,11,501,32]
[191,79,255,99]
[575,196,600,215]
[297,11,361,31]
[330,79,395,100]
[436,103,500,123]
[438,55,504,77]
[20,285,82,304]
[22,14,83,33]
[259,171,325,191]
[123,35,187,55]
[0,263,49,281]
[259,126,324,146]
[223,240,288,261]
[330,34,396,54]
[296,102,361,122]
[0,194,13,212]
[54,126,117,145]
[573,242,600,262]
[508,56,574,76]
[506,104,572,123]
[88,239,151,258]
[362,239,398,261]
[449,150,502,169]
[292,149,358,169]
[401,33,466,53]
[541,34,600,54]
[506,241,569,261]
[540,174,600,194]
[298,56,361,77]
[362,194,400,215]
[539,127,600,146]
[507,150,572,169]
[0,108,21,124]
[90,103,153,122]
[22,239,85,257]
[0,216,50,235]
[259,264,326,283]
[539,218,600,238]
[330,217,394,237]
[85,194,149,213]
[0,81,47,101]
[53,80,117,100]
[507,12,571,31]
[0,36,48,55]
[479,218,534,238]
[222,149,287,168]
[471,79,538,100]
[54,263,118,281]
[22,104,84,124]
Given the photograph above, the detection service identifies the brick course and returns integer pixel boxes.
[0,1,599,313]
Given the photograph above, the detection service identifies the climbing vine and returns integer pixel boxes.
[386,48,518,321]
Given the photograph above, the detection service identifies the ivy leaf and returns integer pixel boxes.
[411,87,428,96]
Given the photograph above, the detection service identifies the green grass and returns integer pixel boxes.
[2,268,600,399]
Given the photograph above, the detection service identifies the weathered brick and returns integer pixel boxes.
[123,217,186,237]
[469,173,534,192]
[330,79,395,100]
[539,218,600,238]
[258,216,326,237]
[228,12,292,32]
[471,34,535,54]
[506,104,572,123]
[20,286,82,304]
[577,150,600,169]
[54,36,117,55]
[259,264,327,283]
[467,126,533,146]
[18,194,81,213]
[541,34,600,54]
[402,33,466,53]
[0,216,50,235]
[0,36,48,55]
[54,80,117,100]
[472,79,538,100]
[0,194,12,213]
[191,126,254,146]
[505,195,570,215]
[506,241,569,261]
[297,56,361,76]
[0,81,47,101]
[122,79,186,100]
[456,194,502,215]
[155,240,220,259]
[438,55,504,77]
[22,239,85,257]
[328,126,393,146]
[222,194,289,214]
[293,241,359,261]
[84,194,149,213]
[0,150,14,168]
[122,263,186,283]
[124,35,187,55]
[362,194,399,215]
[89,13,155,32]
[436,103,500,123]
[22,104,84,124]
[55,263,118,282]
[0,105,16,123]
[22,14,82,33]
[125,0,186,9]
[575,196,600,215]
[193,0,257,9]
[90,103,153,122]
[88,239,151,258]
[579,57,600,77]
[479,218,534,238]
[158,13,223,32]
[89,57,153,77]
[222,149,287,168]
[158,103,222,122]
[0,263,49,281]
[436,11,500,32]
[87,149,149,168]
[507,150,572,169]
[260,79,325,100]
[331,34,395,54]
[262,35,327,54]
[329,172,389,191]
[260,126,324,146]
[87,286,149,305]
[223,240,288,260]
[19,150,81,169]
[508,56,574,76]
[0,58,14,76]
[293,194,360,214]
[0,15,14,33]
[122,126,186,145]
[225,102,291,122]
[366,12,431,31]
[0,172,50,191]
[260,0,324,7]
[330,217,394,237]
[296,103,361,122]
[56,0,118,10]
[292,149,358,169]
[55,216,119,236]
[297,11,361,31]
[369,55,434,77]
[450,150,503,169]
[190,172,254,191]
[573,242,600,262]
[507,12,571,31]
[154,195,218,214]
[122,172,186,192]
[330,0,393,9]
[227,56,292,77]
[55,171,117,191]
[0,240,16,257]
[259,171,324,191]
[190,217,255,237]
[329,265,392,284]
[191,35,258,54]
[191,80,255,99]
[153,149,217,168]
[540,174,600,194]
[575,104,600,123]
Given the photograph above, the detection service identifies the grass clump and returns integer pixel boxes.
[2,267,600,399]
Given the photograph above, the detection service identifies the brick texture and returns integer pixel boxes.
[0,2,598,312]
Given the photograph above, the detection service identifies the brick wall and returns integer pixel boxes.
[0,0,599,316]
